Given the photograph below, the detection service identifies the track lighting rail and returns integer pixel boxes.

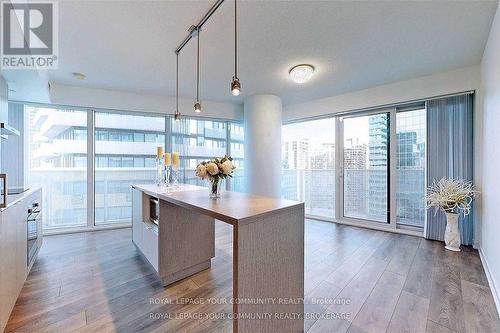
[175,0,225,55]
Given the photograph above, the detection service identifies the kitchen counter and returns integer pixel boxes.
[132,183,303,225]
[1,187,41,212]
[132,183,305,332]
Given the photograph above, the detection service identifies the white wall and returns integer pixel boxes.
[480,3,500,311]
[48,83,243,120]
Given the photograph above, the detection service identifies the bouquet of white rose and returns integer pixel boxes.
[195,156,235,198]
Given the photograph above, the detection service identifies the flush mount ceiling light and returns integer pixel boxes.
[72,72,86,80]
[289,64,315,84]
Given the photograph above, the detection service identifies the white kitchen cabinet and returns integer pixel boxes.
[132,187,159,273]
[132,187,143,249]
[0,188,42,332]
[142,221,159,272]
[0,201,21,331]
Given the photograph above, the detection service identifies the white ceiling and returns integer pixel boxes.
[2,0,498,106]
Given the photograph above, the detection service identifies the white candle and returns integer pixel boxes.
[172,152,180,167]
[156,146,164,159]
[164,152,171,166]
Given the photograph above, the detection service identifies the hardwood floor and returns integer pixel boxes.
[5,219,500,333]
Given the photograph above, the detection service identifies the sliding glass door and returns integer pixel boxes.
[341,112,389,223]
[282,118,335,218]
[27,106,88,230]
[395,107,426,228]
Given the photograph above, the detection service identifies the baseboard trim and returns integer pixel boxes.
[306,215,423,237]
[479,247,500,317]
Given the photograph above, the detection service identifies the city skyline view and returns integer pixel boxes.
[282,109,426,228]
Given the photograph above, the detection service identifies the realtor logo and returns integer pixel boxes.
[1,0,58,69]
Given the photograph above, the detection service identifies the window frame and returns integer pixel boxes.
[20,102,244,234]
[283,103,426,236]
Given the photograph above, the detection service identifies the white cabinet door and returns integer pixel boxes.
[0,202,21,330]
[142,222,159,272]
[16,203,27,291]
[132,188,143,249]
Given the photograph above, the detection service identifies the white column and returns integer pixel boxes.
[244,94,282,198]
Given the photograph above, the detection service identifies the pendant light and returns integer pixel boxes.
[194,27,202,113]
[230,0,241,96]
[174,53,181,121]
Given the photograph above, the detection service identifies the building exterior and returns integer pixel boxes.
[367,114,389,222]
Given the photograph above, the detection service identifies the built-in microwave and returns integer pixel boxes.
[149,197,159,225]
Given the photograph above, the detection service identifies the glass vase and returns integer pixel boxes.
[209,179,221,199]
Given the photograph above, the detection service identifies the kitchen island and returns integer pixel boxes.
[131,183,304,333]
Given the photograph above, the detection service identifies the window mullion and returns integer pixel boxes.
[87,109,95,228]
[389,108,397,229]
[335,117,343,221]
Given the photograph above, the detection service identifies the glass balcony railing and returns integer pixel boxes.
[282,168,425,227]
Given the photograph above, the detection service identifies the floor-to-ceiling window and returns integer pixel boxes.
[282,118,335,218]
[342,112,389,223]
[281,104,427,233]
[94,112,165,225]
[171,117,228,187]
[395,107,426,228]
[27,106,88,230]
[21,103,244,233]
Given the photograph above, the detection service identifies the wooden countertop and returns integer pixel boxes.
[132,184,304,225]
[1,187,42,212]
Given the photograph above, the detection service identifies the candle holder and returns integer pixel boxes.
[156,158,164,186]
[164,165,171,187]
[172,165,179,187]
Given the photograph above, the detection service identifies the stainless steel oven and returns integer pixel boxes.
[27,202,41,267]
[149,197,159,225]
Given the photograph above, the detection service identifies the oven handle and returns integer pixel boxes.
[27,211,41,222]
[0,174,6,209]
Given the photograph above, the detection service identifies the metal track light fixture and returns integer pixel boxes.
[230,0,241,96]
[174,53,181,121]
[194,26,202,113]
[174,0,235,115]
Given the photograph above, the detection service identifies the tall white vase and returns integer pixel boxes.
[444,212,461,252]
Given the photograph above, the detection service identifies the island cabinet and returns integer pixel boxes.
[131,186,214,281]
[132,184,305,333]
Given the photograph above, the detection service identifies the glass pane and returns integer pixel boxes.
[282,118,335,218]
[95,112,165,225]
[396,109,426,228]
[343,113,388,222]
[229,122,245,192]
[27,106,88,230]
[171,118,227,187]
